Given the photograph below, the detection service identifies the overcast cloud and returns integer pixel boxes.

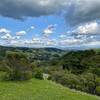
[0,0,100,26]
[65,0,100,26]
[0,0,68,19]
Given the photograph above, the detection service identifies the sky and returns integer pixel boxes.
[0,0,100,49]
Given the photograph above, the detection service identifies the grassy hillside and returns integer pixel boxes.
[0,73,99,100]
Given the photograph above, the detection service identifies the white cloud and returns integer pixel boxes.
[30,26,35,29]
[0,28,11,34]
[0,31,21,41]
[32,37,43,44]
[86,41,100,46]
[74,22,100,35]
[1,33,15,40]
[43,24,56,37]
[15,36,21,39]
[60,38,83,45]
[26,37,57,46]
[0,28,21,41]
[27,25,36,32]
[59,34,67,38]
[43,29,53,36]
[16,31,26,36]
[46,39,57,46]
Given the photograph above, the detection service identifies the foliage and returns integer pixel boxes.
[33,68,43,79]
[96,86,100,96]
[5,51,32,80]
[96,78,100,86]
[50,70,99,95]
[0,46,100,96]
[61,50,96,74]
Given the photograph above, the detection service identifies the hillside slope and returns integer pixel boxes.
[0,78,99,100]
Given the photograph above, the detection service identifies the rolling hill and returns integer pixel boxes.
[0,72,99,100]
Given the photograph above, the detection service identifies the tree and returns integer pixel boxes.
[5,51,32,80]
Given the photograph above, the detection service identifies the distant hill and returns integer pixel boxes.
[0,45,64,53]
[0,45,66,66]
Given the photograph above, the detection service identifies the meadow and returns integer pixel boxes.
[0,72,99,100]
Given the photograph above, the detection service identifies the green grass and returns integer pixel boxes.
[0,78,99,100]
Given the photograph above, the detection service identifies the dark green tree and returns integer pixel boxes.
[5,51,32,80]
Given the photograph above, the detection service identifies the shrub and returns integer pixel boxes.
[5,71,32,81]
[0,61,9,72]
[96,78,100,86]
[95,86,100,96]
[80,73,96,94]
[50,71,64,83]
[33,68,43,80]
[30,62,36,71]
[62,73,80,89]
[93,68,100,77]
[22,71,32,80]
[50,71,80,89]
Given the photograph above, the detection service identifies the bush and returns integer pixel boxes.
[50,71,64,83]
[95,86,100,96]
[22,71,33,80]
[50,71,80,89]
[80,73,96,94]
[0,61,9,72]
[61,73,80,89]
[5,71,32,81]
[30,62,36,71]
[33,68,43,80]
[50,71,99,95]
[93,68,100,77]
[96,78,100,86]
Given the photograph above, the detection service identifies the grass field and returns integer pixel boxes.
[0,72,99,100]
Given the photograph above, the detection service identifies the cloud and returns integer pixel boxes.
[43,24,56,37]
[60,38,83,45]
[0,30,21,40]
[6,37,58,47]
[0,28,22,41]
[0,0,100,26]
[0,28,11,34]
[27,25,36,32]
[59,34,67,38]
[15,36,21,39]
[43,29,53,37]
[16,31,26,36]
[47,24,57,30]
[1,33,100,49]
[30,26,35,29]
[32,37,43,45]
[65,21,100,47]
[1,33,15,40]
[45,38,57,46]
[73,21,100,35]
[0,0,100,28]
[0,0,69,19]
[65,0,100,26]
